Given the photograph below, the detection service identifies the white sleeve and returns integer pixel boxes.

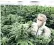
[44,27,51,39]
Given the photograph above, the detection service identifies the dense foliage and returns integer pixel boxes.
[1,5,54,45]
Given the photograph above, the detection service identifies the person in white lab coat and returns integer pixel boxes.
[30,14,51,39]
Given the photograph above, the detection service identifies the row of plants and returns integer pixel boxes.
[1,5,54,45]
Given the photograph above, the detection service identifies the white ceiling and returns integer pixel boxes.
[0,0,54,7]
